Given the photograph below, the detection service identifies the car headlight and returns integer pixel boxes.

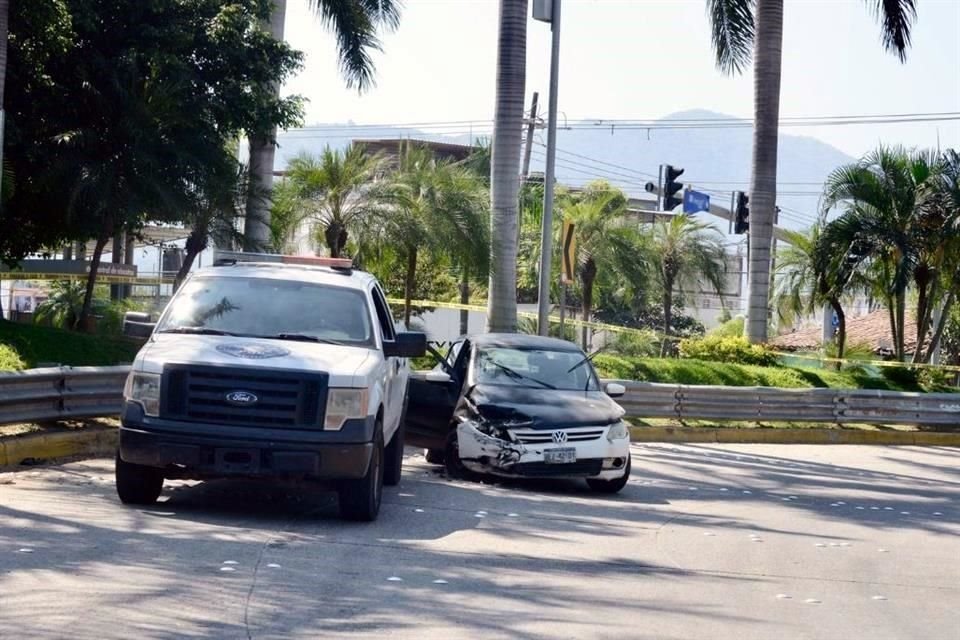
[607,421,629,441]
[325,388,369,430]
[124,372,161,417]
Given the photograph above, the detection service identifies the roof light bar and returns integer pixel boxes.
[212,250,353,269]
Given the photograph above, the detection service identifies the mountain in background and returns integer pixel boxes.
[271,109,855,231]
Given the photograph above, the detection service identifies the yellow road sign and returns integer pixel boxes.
[561,220,576,284]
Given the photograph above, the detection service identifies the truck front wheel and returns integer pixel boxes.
[339,428,384,521]
[115,452,164,505]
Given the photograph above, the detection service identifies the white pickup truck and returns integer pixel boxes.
[117,251,426,521]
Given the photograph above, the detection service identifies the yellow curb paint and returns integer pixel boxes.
[628,425,960,446]
[0,428,118,467]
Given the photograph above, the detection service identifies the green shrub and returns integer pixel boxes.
[678,335,779,367]
[608,330,662,358]
[0,344,26,371]
[918,366,954,390]
[881,365,919,387]
[97,298,152,336]
[708,315,745,338]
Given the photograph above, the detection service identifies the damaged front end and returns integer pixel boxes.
[456,416,536,474]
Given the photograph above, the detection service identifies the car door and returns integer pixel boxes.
[370,285,403,440]
[405,340,469,450]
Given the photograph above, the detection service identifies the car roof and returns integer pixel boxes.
[468,333,584,353]
[193,263,377,290]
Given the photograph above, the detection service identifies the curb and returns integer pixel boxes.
[629,425,960,446]
[0,427,118,467]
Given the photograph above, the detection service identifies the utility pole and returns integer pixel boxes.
[535,0,562,336]
[520,92,540,179]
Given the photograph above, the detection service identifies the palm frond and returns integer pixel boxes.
[867,0,916,61]
[706,0,755,75]
[306,0,402,91]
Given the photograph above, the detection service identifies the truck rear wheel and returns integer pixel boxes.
[115,452,164,505]
[339,428,384,521]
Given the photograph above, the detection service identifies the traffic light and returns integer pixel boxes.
[734,191,749,234]
[662,165,684,210]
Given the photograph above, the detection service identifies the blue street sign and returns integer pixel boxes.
[683,190,710,213]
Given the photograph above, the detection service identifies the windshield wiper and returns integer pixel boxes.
[567,346,606,373]
[260,333,347,345]
[481,355,556,389]
[159,326,239,336]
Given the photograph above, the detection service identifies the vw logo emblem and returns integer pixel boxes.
[225,391,259,406]
[552,431,568,444]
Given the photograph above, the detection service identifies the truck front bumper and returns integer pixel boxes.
[119,403,374,481]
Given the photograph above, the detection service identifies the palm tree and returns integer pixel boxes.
[821,146,941,361]
[284,145,385,258]
[921,150,960,362]
[244,0,401,250]
[774,222,862,359]
[649,214,727,337]
[706,0,916,344]
[563,184,648,349]
[381,145,489,328]
[34,280,95,330]
[486,0,529,333]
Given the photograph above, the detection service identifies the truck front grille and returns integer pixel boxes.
[162,365,327,429]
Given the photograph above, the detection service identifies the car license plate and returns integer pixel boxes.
[544,448,577,464]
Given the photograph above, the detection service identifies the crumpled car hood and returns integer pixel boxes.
[462,384,624,429]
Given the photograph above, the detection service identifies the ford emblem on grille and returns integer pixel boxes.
[552,431,568,444]
[225,391,259,406]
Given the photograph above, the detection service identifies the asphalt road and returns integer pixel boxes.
[1,443,958,640]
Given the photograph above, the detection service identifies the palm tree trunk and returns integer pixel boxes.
[662,276,674,337]
[175,228,208,291]
[895,290,907,360]
[885,297,899,358]
[244,0,286,251]
[912,276,935,364]
[830,299,846,361]
[486,0,528,333]
[580,259,596,350]
[459,265,470,336]
[744,0,783,345]
[0,0,8,321]
[78,224,112,332]
[924,289,955,363]
[403,247,417,328]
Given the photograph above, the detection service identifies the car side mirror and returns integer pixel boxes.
[123,312,155,339]
[425,370,452,384]
[384,331,427,358]
[605,382,626,398]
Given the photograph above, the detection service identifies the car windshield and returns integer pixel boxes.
[156,275,374,346]
[473,346,601,391]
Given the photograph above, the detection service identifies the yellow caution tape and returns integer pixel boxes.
[773,351,960,373]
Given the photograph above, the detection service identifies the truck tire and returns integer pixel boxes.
[586,457,631,494]
[339,427,384,521]
[383,420,405,487]
[115,452,164,505]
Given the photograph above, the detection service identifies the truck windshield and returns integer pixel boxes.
[156,275,374,347]
[474,347,601,391]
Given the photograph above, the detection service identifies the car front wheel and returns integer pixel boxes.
[586,456,631,494]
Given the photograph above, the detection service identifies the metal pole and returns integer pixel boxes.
[521,92,540,180]
[559,280,566,339]
[537,0,562,336]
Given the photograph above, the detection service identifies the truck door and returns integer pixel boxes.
[371,285,404,440]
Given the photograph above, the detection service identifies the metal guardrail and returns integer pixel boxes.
[1,367,958,428]
[612,381,960,427]
[0,366,129,426]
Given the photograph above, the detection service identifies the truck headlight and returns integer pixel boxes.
[124,372,161,417]
[607,421,629,441]
[325,388,369,430]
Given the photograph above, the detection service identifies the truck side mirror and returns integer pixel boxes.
[384,332,427,358]
[123,312,155,339]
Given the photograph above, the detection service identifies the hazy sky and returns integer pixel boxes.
[281,0,960,158]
